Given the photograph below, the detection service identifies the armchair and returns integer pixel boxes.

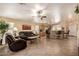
[5,34,27,52]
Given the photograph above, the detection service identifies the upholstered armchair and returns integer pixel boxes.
[6,34,27,52]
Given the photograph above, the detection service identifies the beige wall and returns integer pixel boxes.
[0,16,36,31]
[0,16,77,36]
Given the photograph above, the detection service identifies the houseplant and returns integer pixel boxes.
[0,20,9,44]
[74,4,79,47]
[75,5,79,14]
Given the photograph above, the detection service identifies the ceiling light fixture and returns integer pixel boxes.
[32,4,45,17]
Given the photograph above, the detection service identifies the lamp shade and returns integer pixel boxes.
[13,27,18,31]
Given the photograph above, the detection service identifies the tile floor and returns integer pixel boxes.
[0,36,78,56]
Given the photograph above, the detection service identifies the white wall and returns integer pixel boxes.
[69,24,77,36]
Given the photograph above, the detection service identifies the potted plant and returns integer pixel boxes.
[0,20,9,45]
[74,4,79,48]
[75,5,79,14]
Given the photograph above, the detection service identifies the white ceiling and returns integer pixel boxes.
[0,3,78,23]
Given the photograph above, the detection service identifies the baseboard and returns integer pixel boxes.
[69,35,77,37]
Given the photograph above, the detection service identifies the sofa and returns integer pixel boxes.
[19,30,38,43]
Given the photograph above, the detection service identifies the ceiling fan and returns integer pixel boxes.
[19,3,26,5]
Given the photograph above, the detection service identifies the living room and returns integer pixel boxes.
[0,3,79,56]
